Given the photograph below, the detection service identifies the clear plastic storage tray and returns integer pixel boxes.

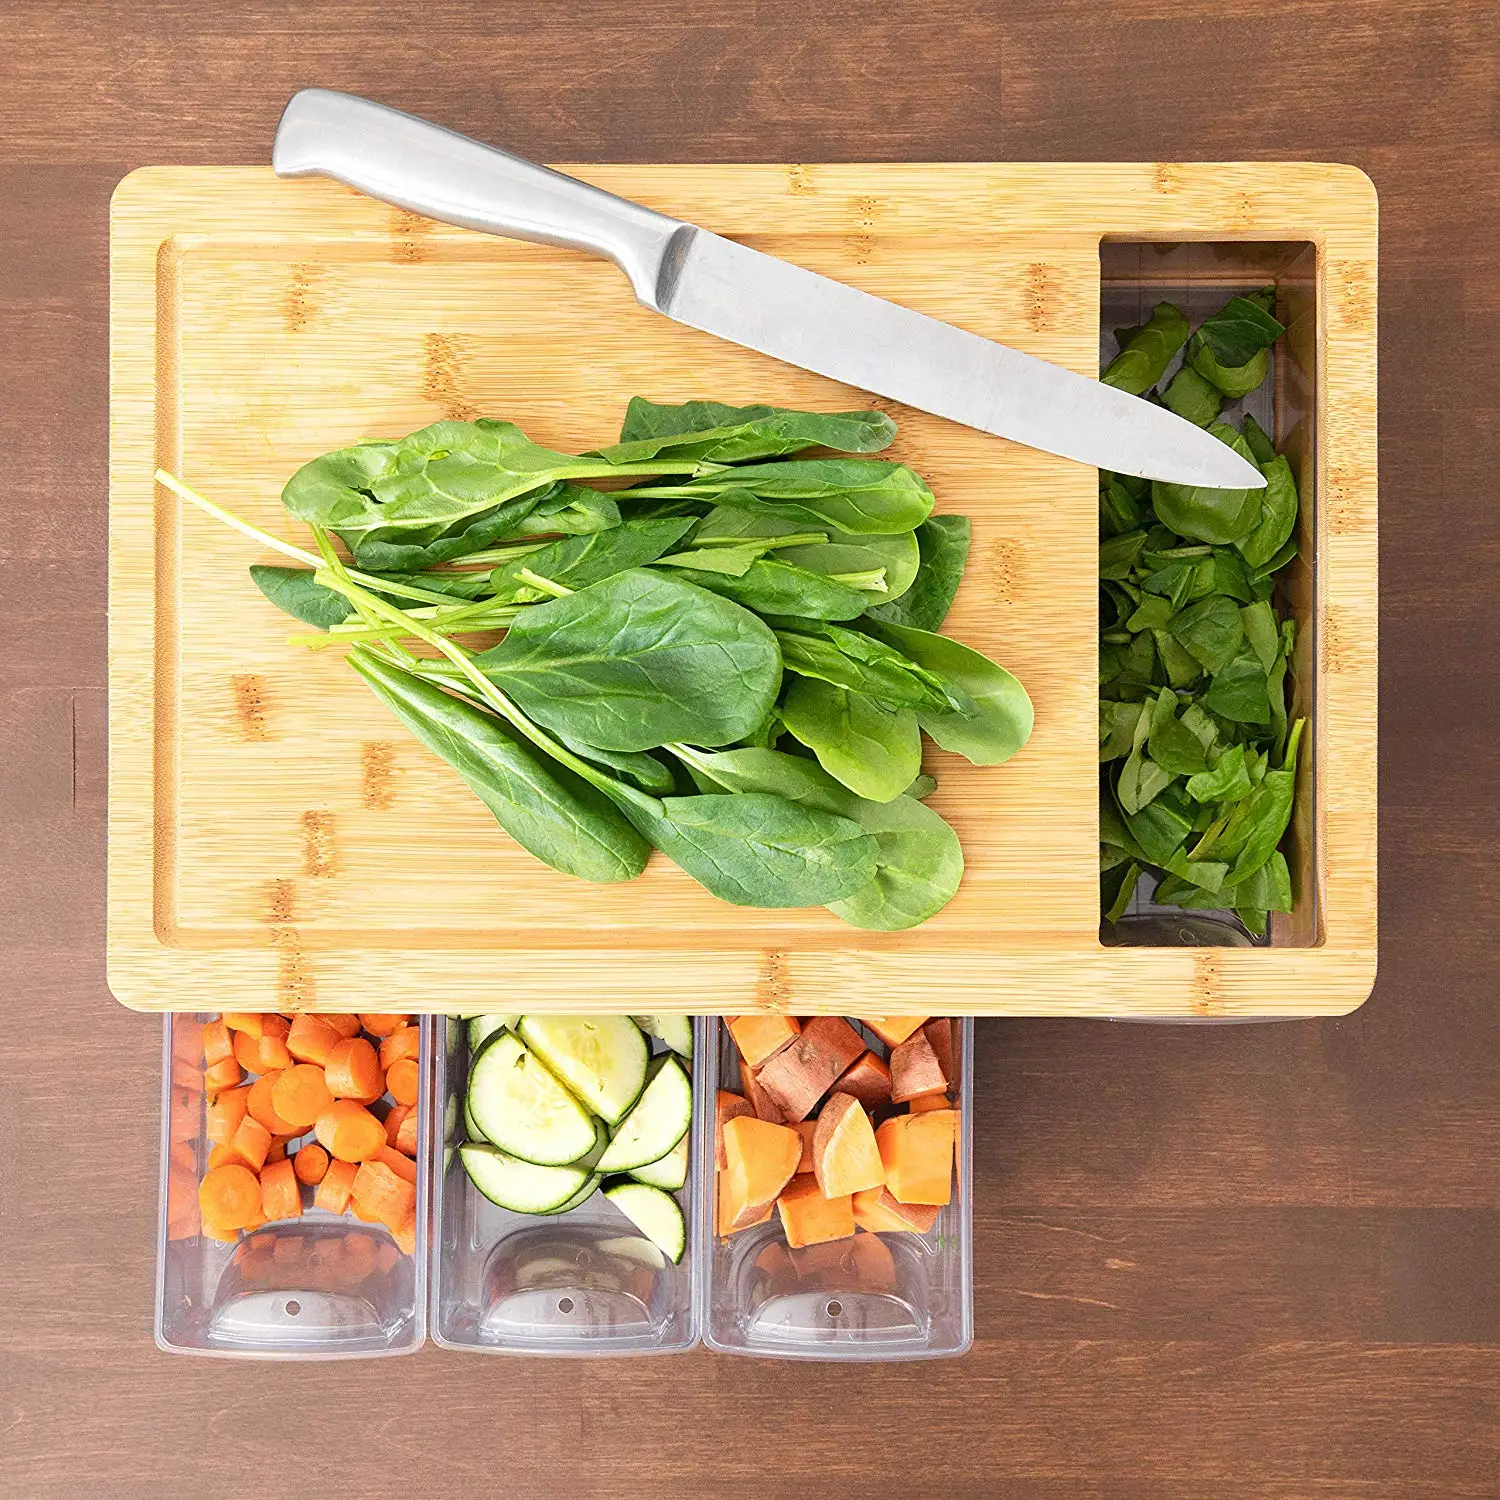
[699,1017,974,1361]
[155,1013,430,1359]
[430,1016,705,1356]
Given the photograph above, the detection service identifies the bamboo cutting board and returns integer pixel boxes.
[108,163,1377,1017]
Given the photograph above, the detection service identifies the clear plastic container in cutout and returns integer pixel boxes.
[699,1017,973,1361]
[155,1012,430,1359]
[430,1016,704,1356]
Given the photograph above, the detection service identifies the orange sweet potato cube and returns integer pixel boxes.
[721,1115,802,1231]
[875,1111,956,1206]
[793,1120,816,1174]
[851,1185,941,1234]
[812,1092,886,1198]
[727,1014,801,1069]
[908,1091,952,1114]
[718,1169,773,1236]
[832,1050,892,1109]
[739,1058,786,1124]
[756,1017,865,1122]
[853,1016,929,1049]
[922,1019,956,1083]
[776,1175,856,1249]
[715,1089,756,1168]
[890,1030,948,1103]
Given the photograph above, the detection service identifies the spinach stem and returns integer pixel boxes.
[514,568,573,599]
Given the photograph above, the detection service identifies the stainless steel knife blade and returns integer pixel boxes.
[274,90,1264,490]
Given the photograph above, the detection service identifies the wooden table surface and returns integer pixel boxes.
[2,2,1496,1495]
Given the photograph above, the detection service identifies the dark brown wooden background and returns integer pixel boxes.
[3,2,1497,1495]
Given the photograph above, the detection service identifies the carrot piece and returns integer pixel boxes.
[315,1099,386,1163]
[247,1071,300,1135]
[170,1056,204,1093]
[256,1033,294,1073]
[853,1015,929,1048]
[386,1057,420,1106]
[755,1017,865,1121]
[343,1231,379,1277]
[168,1085,200,1143]
[169,1140,196,1175]
[205,1084,252,1146]
[221,1012,265,1039]
[322,1013,361,1038]
[738,1059,786,1124]
[260,1014,291,1040]
[908,1091,951,1114]
[265,1139,287,1163]
[727,1015,801,1069]
[314,1158,358,1215]
[383,1104,412,1149]
[232,1030,261,1073]
[794,1120,816,1174]
[201,1220,240,1243]
[715,1089,755,1168]
[229,1114,273,1172]
[198,1163,262,1229]
[324,1037,385,1101]
[206,1142,238,1171]
[203,1057,243,1096]
[166,1171,201,1241]
[378,1026,421,1072]
[172,1018,206,1064]
[831,1051,892,1110]
[376,1145,418,1184]
[286,1013,342,1068]
[890,1029,948,1102]
[720,1115,802,1232]
[294,1143,330,1186]
[358,1013,412,1037]
[812,1092,885,1198]
[271,1064,334,1129]
[874,1110,956,1206]
[776,1175,856,1248]
[351,1159,417,1231]
[851,1184,940,1234]
[376,1242,399,1275]
[202,1018,234,1067]
[391,1216,417,1256]
[259,1157,302,1222]
[350,1197,381,1223]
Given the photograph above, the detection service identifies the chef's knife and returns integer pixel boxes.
[273,89,1263,490]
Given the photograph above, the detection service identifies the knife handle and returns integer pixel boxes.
[273,89,684,303]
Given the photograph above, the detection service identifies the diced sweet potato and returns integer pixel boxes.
[727,1014,801,1069]
[718,1169,774,1236]
[890,1030,948,1102]
[794,1120,816,1173]
[715,1088,756,1168]
[777,1175,855,1249]
[875,1110,956,1206]
[812,1092,886,1198]
[756,1016,865,1121]
[853,1015,929,1048]
[851,1185,941,1234]
[721,1115,802,1231]
[908,1091,952,1114]
[833,1050,892,1109]
[739,1058,786,1124]
[922,1018,956,1083]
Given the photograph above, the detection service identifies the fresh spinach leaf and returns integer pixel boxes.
[1193,289,1284,370]
[1152,424,1265,544]
[1170,594,1244,674]
[1102,860,1143,923]
[1240,412,1277,466]
[1147,689,1211,776]
[599,399,897,463]
[826,792,964,931]
[1185,743,1254,803]
[781,678,922,803]
[1189,342,1270,399]
[490,517,696,602]
[1235,454,1299,571]
[678,558,871,620]
[1204,648,1273,725]
[1100,302,1190,394]
[775,624,961,715]
[865,515,971,631]
[1160,364,1223,426]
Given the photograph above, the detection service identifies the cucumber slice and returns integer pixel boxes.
[463,1096,485,1143]
[468,1032,598,1166]
[460,1143,595,1215]
[468,1015,516,1055]
[595,1235,668,1271]
[602,1180,687,1264]
[632,1015,694,1059]
[628,1131,689,1191]
[552,1173,601,1214]
[595,1056,692,1173]
[518,1016,648,1125]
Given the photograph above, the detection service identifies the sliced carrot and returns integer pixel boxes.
[203,1057,242,1096]
[908,1091,951,1114]
[322,1013,361,1038]
[350,1197,381,1223]
[201,1220,240,1243]
[172,1018,206,1064]
[170,1056,204,1093]
[205,1142,236,1170]
[169,1140,196,1175]
[166,1174,200,1241]
[324,1037,385,1101]
[198,1163,261,1229]
[271,1064,334,1129]
[246,1071,299,1135]
[232,1029,261,1073]
[395,1108,419,1155]
[378,1026,421,1072]
[351,1159,417,1231]
[375,1145,418,1184]
[265,1139,288,1163]
[384,1103,412,1149]
[259,1157,302,1222]
[221,1012,265,1039]
[386,1057,419,1106]
[206,1084,252,1146]
[727,1014,800,1069]
[315,1099,386,1163]
[343,1232,378,1277]
[256,1033,294,1073]
[260,1014,291,1041]
[294,1143,330,1185]
[202,1018,234,1067]
[357,1013,412,1037]
[286,1013,342,1068]
[313,1158,358,1215]
[229,1114,273,1172]
[391,1216,417,1256]
[168,1085,200,1143]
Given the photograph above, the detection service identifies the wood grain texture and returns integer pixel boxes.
[2,1,1496,1497]
[106,162,1376,1018]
